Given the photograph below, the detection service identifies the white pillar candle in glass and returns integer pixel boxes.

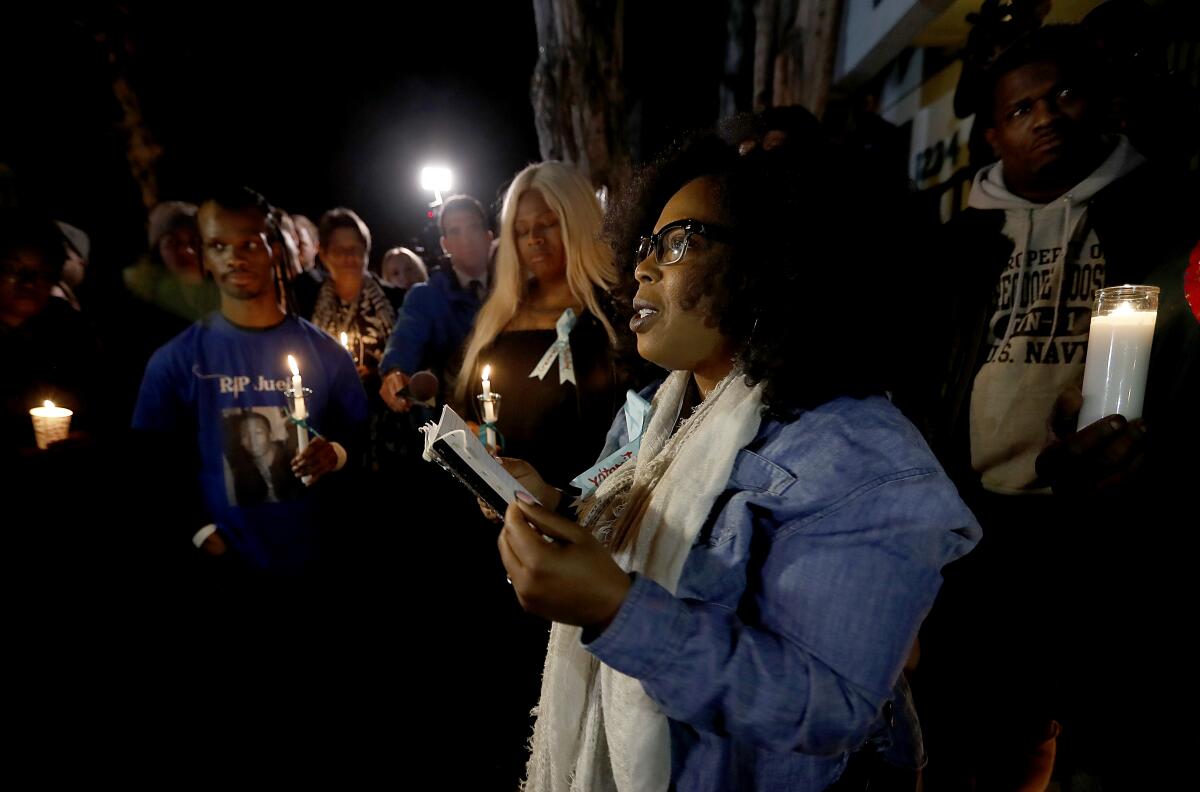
[1078,285,1159,429]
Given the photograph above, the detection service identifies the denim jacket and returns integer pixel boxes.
[583,390,980,791]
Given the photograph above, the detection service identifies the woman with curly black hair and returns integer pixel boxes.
[492,125,980,792]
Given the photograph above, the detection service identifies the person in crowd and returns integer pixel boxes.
[454,161,630,489]
[1,209,102,450]
[132,187,367,573]
[51,221,89,311]
[292,214,320,273]
[276,211,304,277]
[124,200,219,324]
[491,130,979,791]
[379,194,494,410]
[379,246,427,290]
[1083,0,1200,169]
[915,24,1199,789]
[302,207,404,470]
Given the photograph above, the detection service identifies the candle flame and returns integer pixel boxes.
[43,400,54,409]
[482,364,491,381]
[288,355,299,376]
[1113,301,1136,315]
[340,332,349,348]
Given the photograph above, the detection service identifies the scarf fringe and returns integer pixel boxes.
[523,369,765,792]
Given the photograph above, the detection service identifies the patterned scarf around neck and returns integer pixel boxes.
[312,273,396,364]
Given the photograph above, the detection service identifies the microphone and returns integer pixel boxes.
[399,370,439,404]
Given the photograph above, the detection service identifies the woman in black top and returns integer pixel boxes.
[454,161,630,489]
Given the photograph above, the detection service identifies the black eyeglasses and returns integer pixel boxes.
[636,219,735,266]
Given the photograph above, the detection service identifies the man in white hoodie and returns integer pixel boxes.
[966,31,1147,497]
[916,24,1199,791]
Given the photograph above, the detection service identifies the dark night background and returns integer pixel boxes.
[1,2,730,280]
[0,3,731,780]
[4,2,1198,785]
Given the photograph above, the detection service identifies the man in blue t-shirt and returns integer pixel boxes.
[133,187,367,571]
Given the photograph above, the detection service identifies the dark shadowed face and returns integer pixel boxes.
[986,60,1101,197]
[440,206,492,278]
[381,253,426,289]
[296,224,317,270]
[513,189,566,283]
[159,226,202,282]
[199,205,276,301]
[0,247,55,327]
[321,227,368,291]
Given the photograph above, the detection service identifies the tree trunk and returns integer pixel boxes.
[530,0,631,198]
[720,0,756,119]
[109,72,162,211]
[753,0,844,118]
[90,8,161,211]
[753,0,780,111]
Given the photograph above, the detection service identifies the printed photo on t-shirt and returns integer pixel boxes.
[220,407,305,506]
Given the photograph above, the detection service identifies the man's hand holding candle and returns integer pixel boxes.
[1035,385,1148,496]
[292,436,340,485]
[200,531,229,558]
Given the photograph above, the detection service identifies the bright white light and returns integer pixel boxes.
[420,166,452,193]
